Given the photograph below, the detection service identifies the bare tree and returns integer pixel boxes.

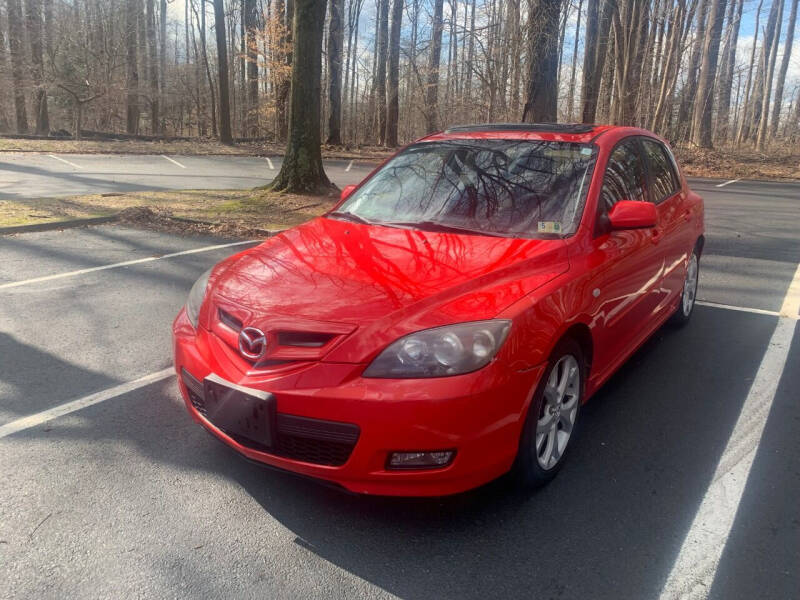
[375,0,390,143]
[7,0,29,133]
[125,0,140,134]
[146,0,160,133]
[25,0,49,134]
[581,0,613,123]
[716,0,743,140]
[326,0,344,144]
[275,0,293,140]
[384,0,403,146]
[755,0,783,148]
[425,0,444,132]
[244,0,259,136]
[690,0,727,148]
[213,0,233,143]
[770,0,799,137]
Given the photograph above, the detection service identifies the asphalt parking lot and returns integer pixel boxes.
[0,153,374,199]
[0,175,798,599]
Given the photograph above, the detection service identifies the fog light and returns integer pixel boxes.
[387,450,455,470]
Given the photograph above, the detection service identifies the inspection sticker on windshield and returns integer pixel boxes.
[538,221,562,234]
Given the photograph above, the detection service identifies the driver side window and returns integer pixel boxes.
[596,140,647,234]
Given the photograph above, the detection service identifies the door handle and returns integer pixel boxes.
[651,228,662,244]
[683,209,692,222]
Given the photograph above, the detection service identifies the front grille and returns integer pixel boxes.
[181,369,359,467]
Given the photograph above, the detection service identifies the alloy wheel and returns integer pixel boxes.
[536,354,580,470]
[682,253,699,316]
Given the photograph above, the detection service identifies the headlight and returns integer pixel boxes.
[185,268,213,329]
[363,320,511,378]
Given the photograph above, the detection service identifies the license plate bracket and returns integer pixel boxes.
[203,374,275,448]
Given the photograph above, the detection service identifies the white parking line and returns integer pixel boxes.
[695,300,798,319]
[659,264,800,600]
[48,154,82,169]
[0,368,174,439]
[780,262,800,318]
[715,178,740,188]
[161,154,186,168]
[345,160,353,172]
[0,239,259,290]
[266,157,275,170]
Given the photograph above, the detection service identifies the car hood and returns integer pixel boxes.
[209,217,569,363]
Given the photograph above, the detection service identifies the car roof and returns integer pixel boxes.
[420,123,618,144]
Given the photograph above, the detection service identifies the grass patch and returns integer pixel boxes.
[0,189,339,237]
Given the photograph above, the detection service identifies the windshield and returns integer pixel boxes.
[333,140,597,237]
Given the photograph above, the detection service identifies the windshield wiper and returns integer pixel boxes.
[327,211,375,225]
[382,220,510,237]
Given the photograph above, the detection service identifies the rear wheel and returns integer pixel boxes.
[669,248,699,327]
[514,338,584,489]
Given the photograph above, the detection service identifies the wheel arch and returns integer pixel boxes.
[695,235,705,257]
[559,322,594,376]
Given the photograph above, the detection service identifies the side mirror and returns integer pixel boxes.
[608,200,657,230]
[340,184,357,201]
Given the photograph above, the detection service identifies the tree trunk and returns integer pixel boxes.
[522,0,561,123]
[375,0,390,143]
[146,0,159,134]
[566,0,583,121]
[326,0,344,144]
[425,0,444,132]
[690,0,728,148]
[755,0,783,148]
[245,0,259,136]
[581,0,613,123]
[269,0,333,194]
[125,0,140,134]
[385,0,402,146]
[199,0,218,138]
[769,0,798,137]
[677,0,708,141]
[716,0,743,140]
[275,0,293,141]
[735,0,763,144]
[160,0,167,130]
[465,0,476,103]
[213,0,233,143]
[25,0,49,135]
[8,0,29,133]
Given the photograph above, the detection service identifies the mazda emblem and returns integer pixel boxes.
[238,327,268,360]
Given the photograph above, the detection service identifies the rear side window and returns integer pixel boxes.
[642,139,679,203]
[600,140,647,214]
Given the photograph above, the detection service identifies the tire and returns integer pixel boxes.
[669,247,700,327]
[513,338,585,489]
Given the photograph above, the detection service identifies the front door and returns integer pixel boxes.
[585,138,666,382]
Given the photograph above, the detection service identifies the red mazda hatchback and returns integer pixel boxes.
[173,124,704,496]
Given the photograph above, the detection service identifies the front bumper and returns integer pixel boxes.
[173,308,544,496]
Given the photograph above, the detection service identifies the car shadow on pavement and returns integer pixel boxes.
[214,306,778,600]
[0,331,119,421]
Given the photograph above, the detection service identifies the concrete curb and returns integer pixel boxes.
[0,215,118,235]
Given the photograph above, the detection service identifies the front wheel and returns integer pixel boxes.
[669,248,699,327]
[513,338,585,489]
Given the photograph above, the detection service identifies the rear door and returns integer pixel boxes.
[640,138,687,302]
